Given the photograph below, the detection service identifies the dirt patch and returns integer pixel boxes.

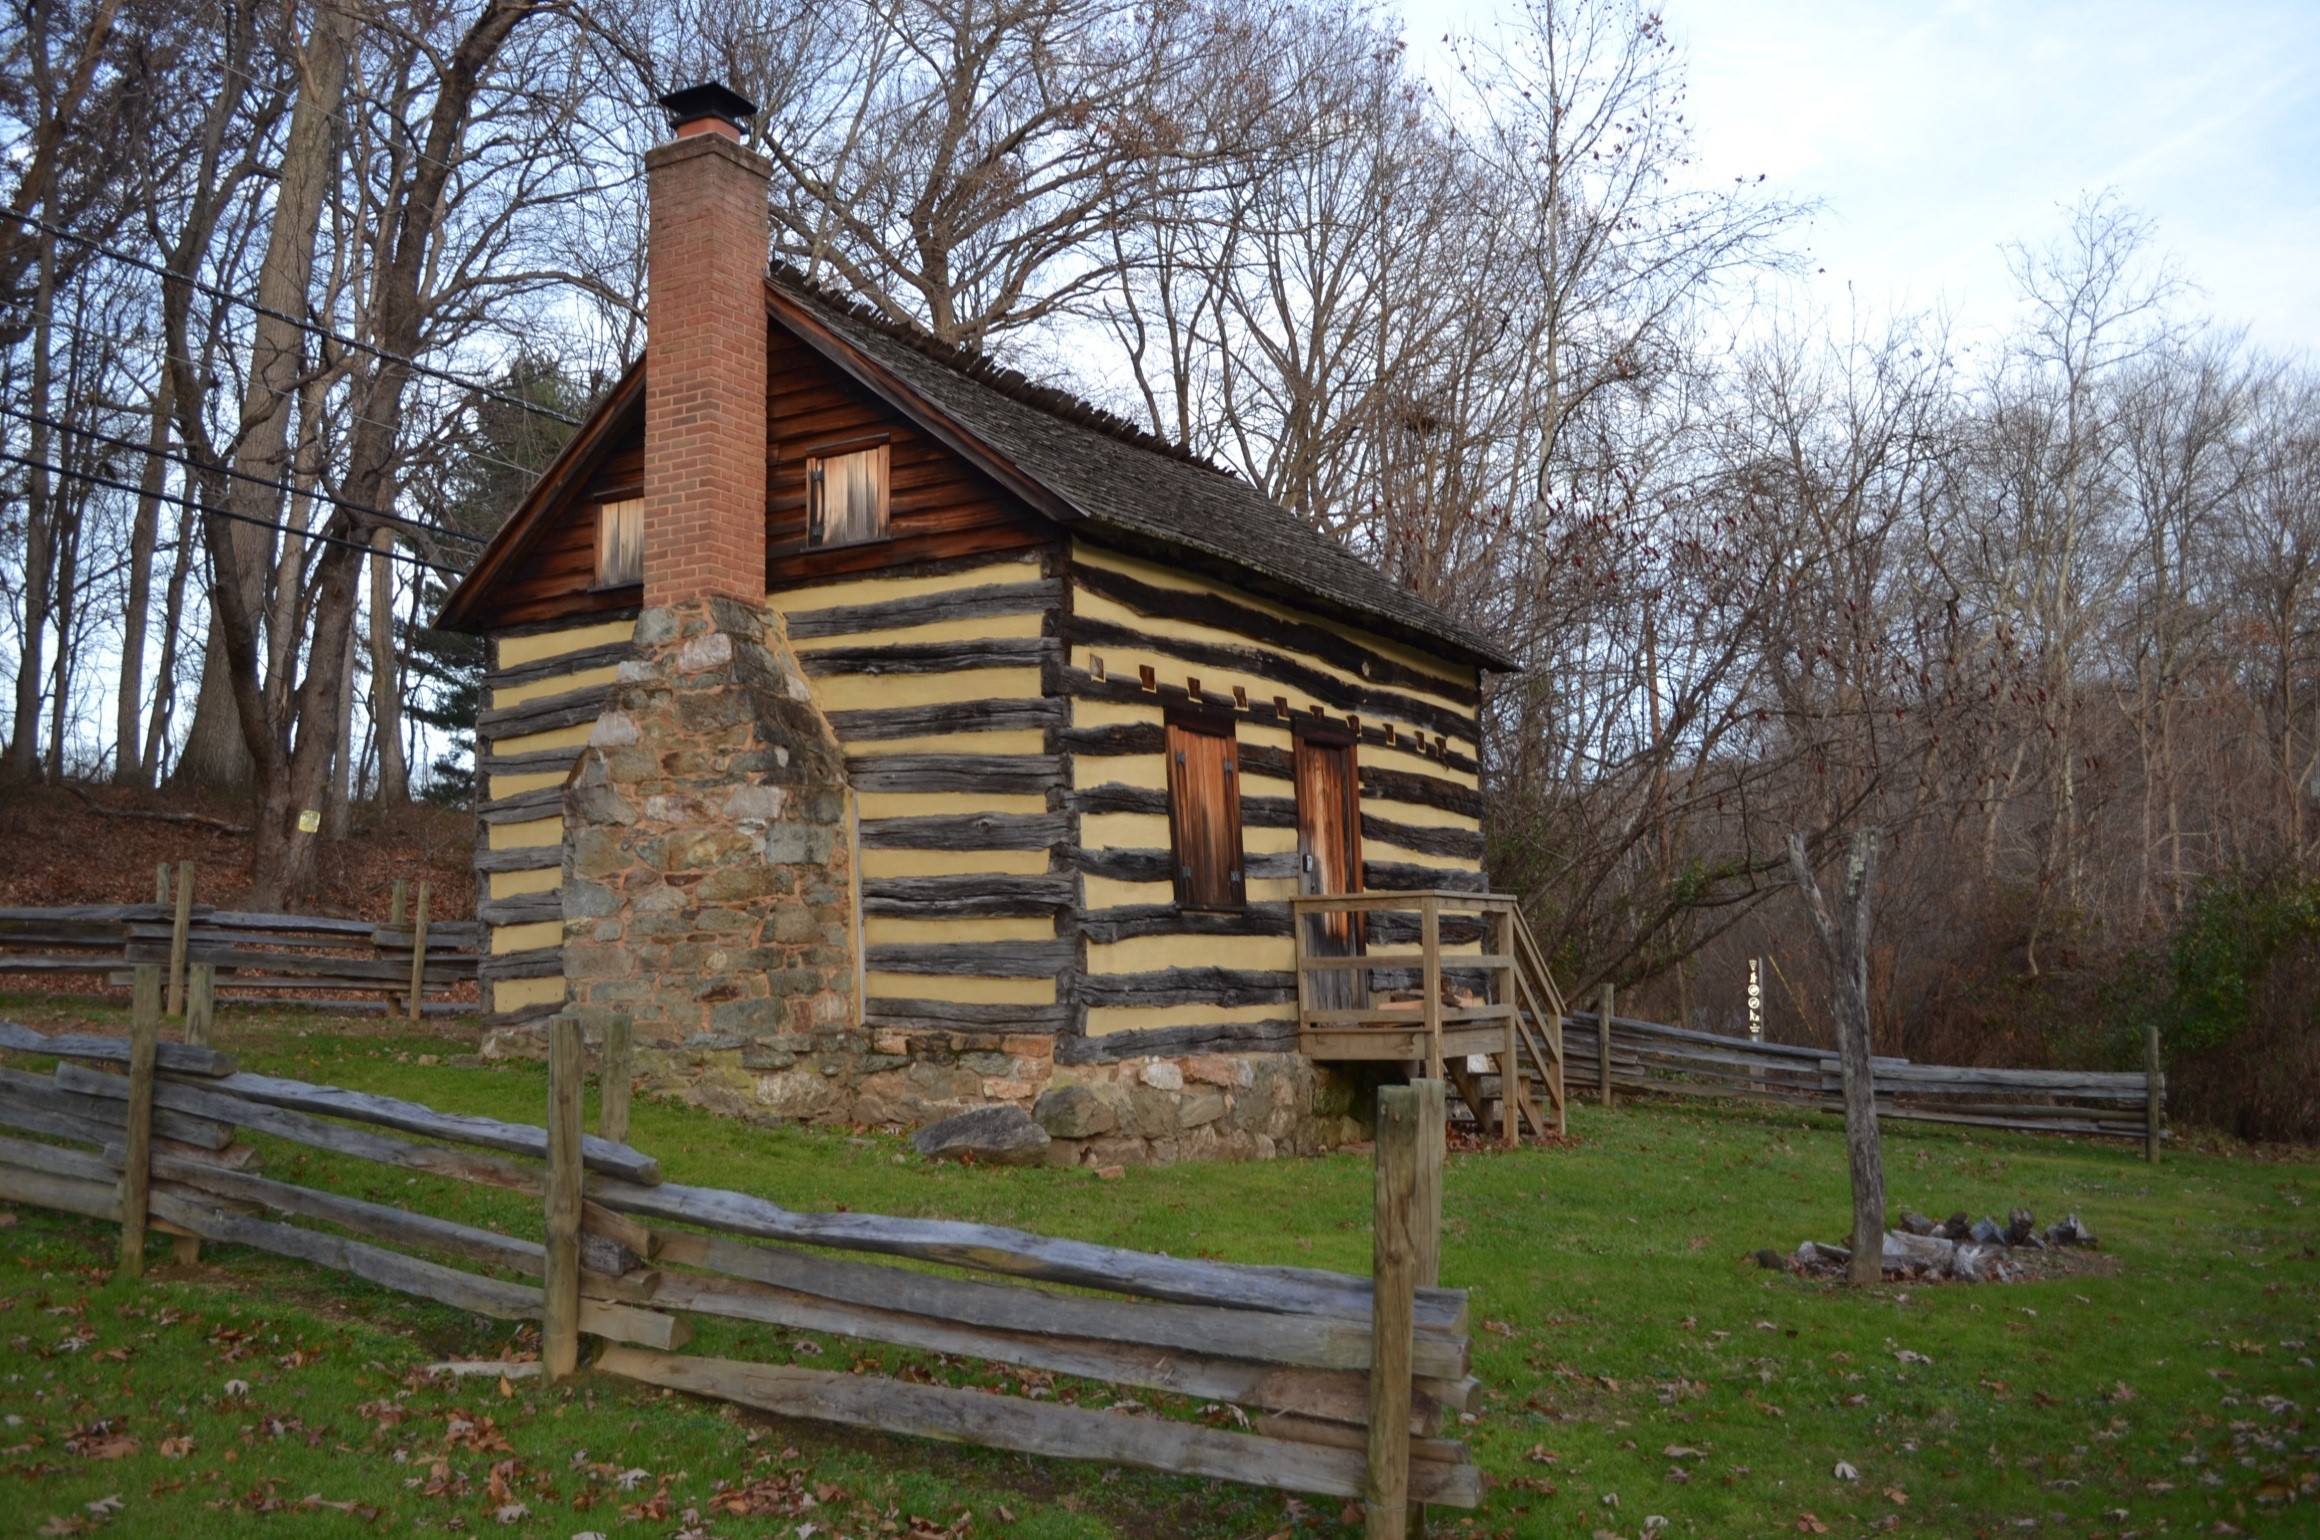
[0,781,474,916]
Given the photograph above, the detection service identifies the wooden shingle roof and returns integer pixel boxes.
[767,269,1516,671]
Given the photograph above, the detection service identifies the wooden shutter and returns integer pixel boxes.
[595,498,643,587]
[1166,717,1244,908]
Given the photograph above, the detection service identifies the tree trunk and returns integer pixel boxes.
[114,372,172,784]
[241,0,540,903]
[142,491,197,784]
[1789,829,1884,1289]
[369,530,408,803]
[7,232,57,779]
[327,617,360,837]
[168,0,355,796]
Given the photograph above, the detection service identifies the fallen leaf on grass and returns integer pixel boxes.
[66,1431,140,1460]
[1662,1445,1702,1460]
[157,1438,193,1459]
[1883,1487,1908,1504]
[1833,1461,1858,1481]
[1796,1514,1828,1534]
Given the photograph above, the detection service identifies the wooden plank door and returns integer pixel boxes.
[1294,735,1363,1010]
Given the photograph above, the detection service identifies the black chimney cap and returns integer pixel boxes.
[658,81,758,134]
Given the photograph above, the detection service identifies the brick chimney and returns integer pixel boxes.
[644,82,771,609]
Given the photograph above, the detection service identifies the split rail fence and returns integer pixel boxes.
[0,868,477,1022]
[0,993,1475,1539]
[1556,1006,2164,1153]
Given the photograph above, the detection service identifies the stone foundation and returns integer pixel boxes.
[479,1020,1372,1164]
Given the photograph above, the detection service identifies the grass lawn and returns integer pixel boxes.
[2,997,2316,1539]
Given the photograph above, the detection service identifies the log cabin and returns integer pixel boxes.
[434,84,1529,1162]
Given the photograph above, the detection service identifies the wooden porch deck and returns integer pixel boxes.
[1292,890,1568,1143]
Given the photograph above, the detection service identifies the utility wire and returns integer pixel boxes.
[0,402,490,549]
[4,209,588,427]
[0,449,468,576]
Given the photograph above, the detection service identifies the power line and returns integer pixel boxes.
[0,402,490,549]
[4,209,588,427]
[0,449,468,577]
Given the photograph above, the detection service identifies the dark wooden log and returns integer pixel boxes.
[0,1020,237,1077]
[479,786,567,824]
[858,812,1068,851]
[861,1000,1073,1033]
[485,640,633,692]
[828,699,1062,741]
[593,1347,1478,1507]
[476,684,610,743]
[861,875,1076,917]
[1074,969,1299,1008]
[1062,615,1475,742]
[846,755,1064,795]
[1057,721,1164,757]
[1362,862,1486,894]
[1072,904,1294,944]
[1358,766,1482,820]
[477,891,563,927]
[1071,563,1480,707]
[801,637,1052,675]
[1068,783,1297,829]
[1360,814,1484,862]
[865,940,1076,977]
[1071,848,1298,883]
[477,946,566,983]
[781,579,1059,640]
[474,845,568,875]
[478,746,588,779]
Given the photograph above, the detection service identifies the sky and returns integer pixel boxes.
[1398,0,2320,355]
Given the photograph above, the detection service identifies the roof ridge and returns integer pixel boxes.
[767,261,1232,476]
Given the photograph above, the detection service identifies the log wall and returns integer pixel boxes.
[475,616,638,1021]
[1059,541,1486,1058]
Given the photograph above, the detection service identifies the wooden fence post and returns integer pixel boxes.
[118,965,161,1278]
[166,861,194,1017]
[1410,1078,1444,1290]
[543,1015,583,1380]
[155,863,170,905]
[1365,1084,1419,1540]
[388,881,408,1012]
[600,1013,634,1145]
[186,963,215,1047]
[407,881,430,1022]
[1596,981,1615,1110]
[2144,1023,2162,1164]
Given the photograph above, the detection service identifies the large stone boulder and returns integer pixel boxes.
[1033,1084,1117,1139]
[911,1104,1051,1166]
